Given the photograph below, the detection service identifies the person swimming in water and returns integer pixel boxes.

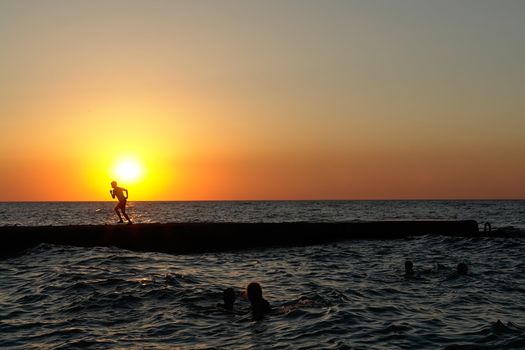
[217,287,236,311]
[445,262,470,280]
[404,260,415,277]
[246,282,270,320]
[110,181,132,224]
[457,262,468,275]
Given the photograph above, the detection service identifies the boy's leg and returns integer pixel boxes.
[121,205,132,223]
[114,205,124,222]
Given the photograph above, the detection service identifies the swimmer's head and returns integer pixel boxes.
[223,288,236,309]
[246,282,263,303]
[405,260,414,274]
[457,262,468,275]
[111,181,117,188]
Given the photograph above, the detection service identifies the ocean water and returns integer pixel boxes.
[1,200,524,229]
[1,201,525,349]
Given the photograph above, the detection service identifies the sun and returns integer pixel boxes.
[112,157,143,183]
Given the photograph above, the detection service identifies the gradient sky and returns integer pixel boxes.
[1,0,524,201]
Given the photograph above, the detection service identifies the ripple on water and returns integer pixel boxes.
[1,236,525,349]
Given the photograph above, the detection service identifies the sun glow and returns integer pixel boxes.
[112,157,143,184]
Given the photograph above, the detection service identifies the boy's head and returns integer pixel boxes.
[457,262,468,275]
[246,282,263,303]
[111,181,117,188]
[405,260,414,274]
[223,288,236,308]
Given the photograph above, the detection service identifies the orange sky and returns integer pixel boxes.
[1,1,524,201]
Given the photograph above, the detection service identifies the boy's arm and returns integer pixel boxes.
[124,189,128,199]
[110,190,115,199]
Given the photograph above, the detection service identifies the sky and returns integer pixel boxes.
[1,0,524,201]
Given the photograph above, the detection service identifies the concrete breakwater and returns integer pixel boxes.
[0,220,490,256]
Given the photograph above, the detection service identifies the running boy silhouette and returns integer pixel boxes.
[110,181,132,224]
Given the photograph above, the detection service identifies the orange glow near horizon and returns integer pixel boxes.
[1,2,525,201]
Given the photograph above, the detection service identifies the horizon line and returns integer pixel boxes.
[0,198,524,203]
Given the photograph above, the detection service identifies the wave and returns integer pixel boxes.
[492,226,525,237]
[444,320,525,350]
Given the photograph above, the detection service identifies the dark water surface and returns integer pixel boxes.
[1,236,524,349]
[1,201,524,349]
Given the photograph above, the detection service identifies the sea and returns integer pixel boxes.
[1,200,524,349]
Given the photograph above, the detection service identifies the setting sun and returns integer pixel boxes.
[112,157,143,184]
